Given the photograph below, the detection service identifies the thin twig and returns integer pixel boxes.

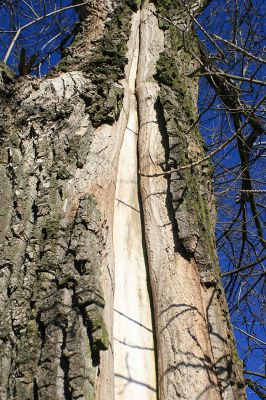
[3,1,89,63]
[213,34,266,65]
[140,131,237,177]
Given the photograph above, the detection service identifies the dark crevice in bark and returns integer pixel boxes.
[154,97,190,260]
[32,201,38,223]
[58,187,63,200]
[35,312,46,351]
[74,259,86,276]
[36,178,41,192]
[33,378,39,400]
[41,227,47,241]
[29,125,37,139]
[19,139,24,156]
[60,327,71,400]
[90,329,101,367]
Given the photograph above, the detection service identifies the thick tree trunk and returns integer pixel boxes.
[0,1,246,399]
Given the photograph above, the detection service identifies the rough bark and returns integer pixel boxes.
[0,1,246,399]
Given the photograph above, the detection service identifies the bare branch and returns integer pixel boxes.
[3,1,89,63]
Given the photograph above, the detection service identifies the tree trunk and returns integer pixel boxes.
[0,1,246,399]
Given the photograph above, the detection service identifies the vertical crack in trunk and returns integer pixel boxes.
[113,9,157,400]
[112,2,244,400]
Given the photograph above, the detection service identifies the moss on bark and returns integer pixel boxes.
[0,2,138,398]
[155,2,217,270]
[154,2,246,398]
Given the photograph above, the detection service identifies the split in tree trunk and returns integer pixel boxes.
[0,1,246,399]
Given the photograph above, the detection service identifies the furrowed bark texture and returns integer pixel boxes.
[0,1,246,399]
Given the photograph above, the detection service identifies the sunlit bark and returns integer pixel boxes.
[0,1,246,399]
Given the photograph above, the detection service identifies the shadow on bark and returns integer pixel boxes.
[154,97,191,260]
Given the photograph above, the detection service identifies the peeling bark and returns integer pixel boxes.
[0,1,246,399]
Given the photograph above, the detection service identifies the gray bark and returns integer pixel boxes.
[0,1,246,399]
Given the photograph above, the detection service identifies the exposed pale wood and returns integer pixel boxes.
[113,11,156,399]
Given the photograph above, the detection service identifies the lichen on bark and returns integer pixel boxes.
[0,78,107,398]
[57,0,141,128]
[155,0,217,270]
[0,1,139,398]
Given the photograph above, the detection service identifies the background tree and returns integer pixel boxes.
[0,0,264,399]
[195,2,266,397]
